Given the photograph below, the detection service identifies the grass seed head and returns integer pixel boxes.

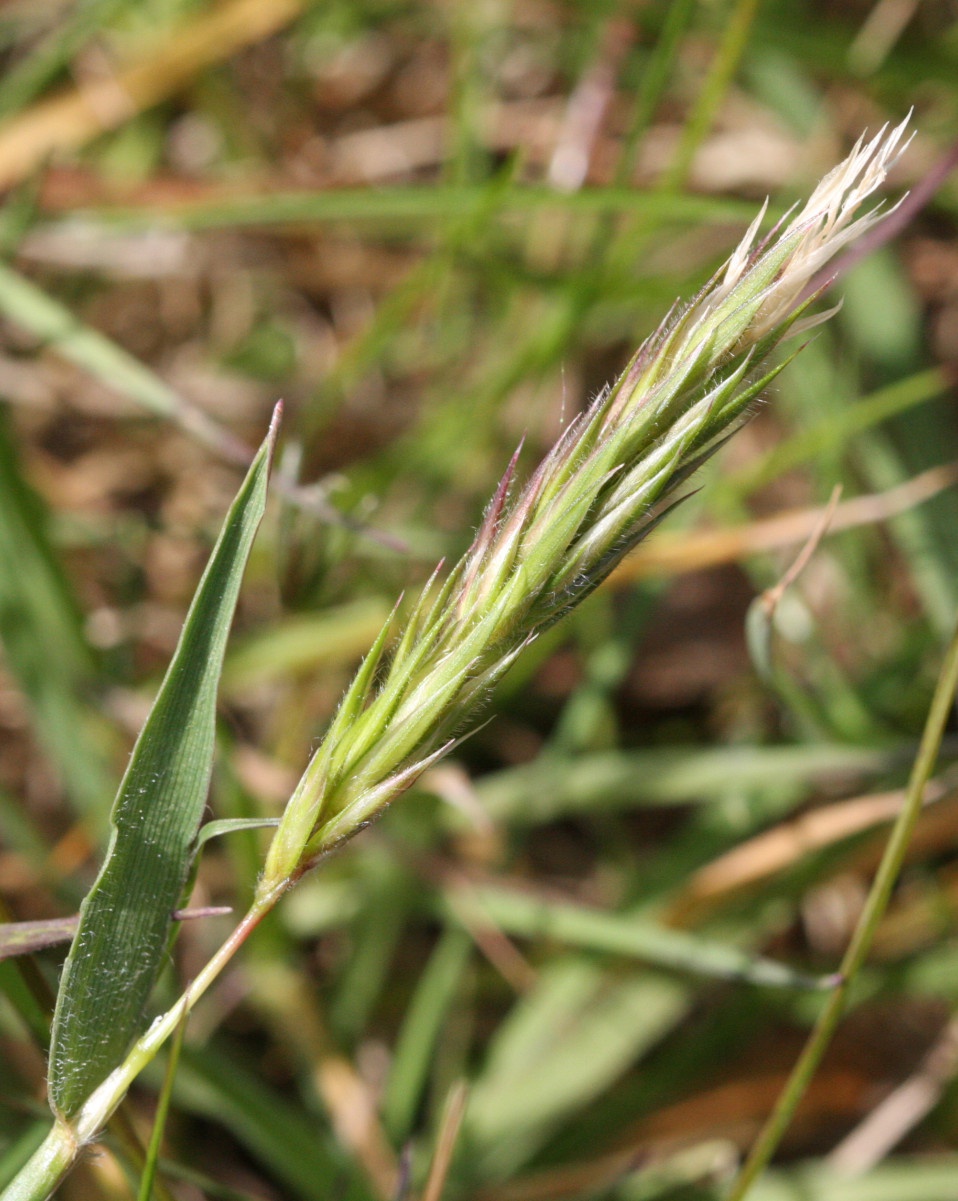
[261,116,911,890]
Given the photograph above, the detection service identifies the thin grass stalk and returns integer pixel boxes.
[658,0,762,192]
[136,1003,189,1201]
[725,613,958,1201]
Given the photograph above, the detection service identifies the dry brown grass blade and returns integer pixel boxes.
[420,858,538,993]
[827,1015,958,1174]
[0,0,305,193]
[671,780,958,922]
[608,461,958,584]
[757,483,842,621]
[546,17,631,191]
[472,1065,872,1201]
[421,1082,469,1201]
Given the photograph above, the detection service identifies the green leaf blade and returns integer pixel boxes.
[48,412,278,1119]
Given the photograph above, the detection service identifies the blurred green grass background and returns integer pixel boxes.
[1,0,958,1198]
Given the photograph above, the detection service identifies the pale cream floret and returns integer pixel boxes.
[724,115,912,340]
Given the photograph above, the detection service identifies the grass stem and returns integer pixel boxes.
[725,613,958,1201]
